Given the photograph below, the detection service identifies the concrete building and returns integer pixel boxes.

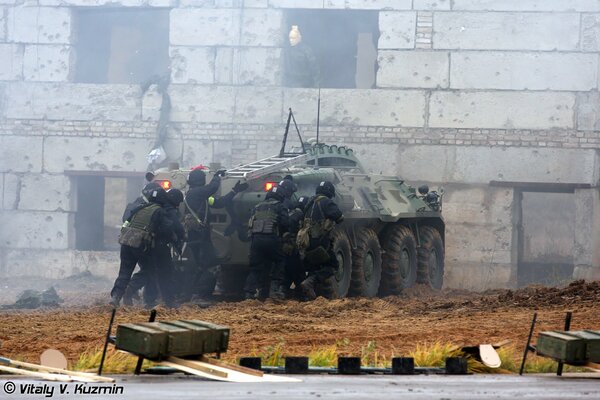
[1,0,599,290]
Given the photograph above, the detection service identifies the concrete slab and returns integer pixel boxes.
[413,0,450,10]
[378,11,417,49]
[0,136,43,173]
[1,249,119,279]
[39,0,172,5]
[169,84,235,123]
[269,0,324,8]
[325,0,412,9]
[282,88,319,125]
[429,91,575,130]
[377,50,449,88]
[0,210,69,249]
[396,145,598,185]
[6,374,599,400]
[23,44,71,82]
[43,137,154,173]
[453,0,600,12]
[0,44,23,81]
[234,86,283,123]
[3,83,142,121]
[7,6,71,44]
[212,141,232,168]
[451,52,598,91]
[582,14,600,52]
[577,91,600,131]
[18,173,72,212]
[233,47,282,86]
[241,8,283,46]
[170,8,241,46]
[170,47,215,84]
[445,260,514,290]
[320,89,426,127]
[179,138,214,167]
[443,186,514,227]
[2,173,19,210]
[434,12,580,51]
[573,188,600,280]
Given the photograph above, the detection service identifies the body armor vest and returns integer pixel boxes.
[250,199,279,235]
[118,203,160,249]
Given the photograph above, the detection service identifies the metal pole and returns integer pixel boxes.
[519,312,537,375]
[315,88,321,167]
[98,308,116,376]
[134,309,157,375]
[279,108,293,157]
[556,311,573,376]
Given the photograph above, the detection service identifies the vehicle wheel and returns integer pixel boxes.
[325,229,352,298]
[349,228,382,298]
[379,224,418,296]
[416,226,444,290]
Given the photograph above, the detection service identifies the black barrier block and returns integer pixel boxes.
[239,357,262,371]
[285,356,309,374]
[445,357,468,374]
[337,357,361,375]
[391,357,415,375]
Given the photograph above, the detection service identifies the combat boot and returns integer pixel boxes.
[299,276,317,301]
[109,294,121,308]
[269,282,286,301]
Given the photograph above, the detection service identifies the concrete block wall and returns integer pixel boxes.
[1,0,599,290]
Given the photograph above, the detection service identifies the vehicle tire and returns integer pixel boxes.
[349,228,382,298]
[325,229,352,298]
[378,224,418,296]
[416,226,444,290]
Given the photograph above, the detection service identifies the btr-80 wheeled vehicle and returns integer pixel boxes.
[153,115,445,298]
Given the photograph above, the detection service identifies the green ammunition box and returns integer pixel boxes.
[114,320,230,360]
[115,323,169,359]
[180,320,230,353]
[139,322,193,357]
[569,330,600,362]
[536,331,587,363]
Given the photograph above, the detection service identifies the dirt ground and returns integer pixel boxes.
[0,278,599,366]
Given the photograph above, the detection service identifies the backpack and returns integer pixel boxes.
[296,196,334,258]
[118,203,160,249]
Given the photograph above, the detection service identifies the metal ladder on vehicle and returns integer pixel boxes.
[225,152,311,180]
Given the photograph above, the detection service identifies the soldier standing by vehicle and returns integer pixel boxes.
[183,167,247,302]
[297,181,344,300]
[244,186,290,300]
[123,188,185,307]
[284,196,309,298]
[110,184,173,307]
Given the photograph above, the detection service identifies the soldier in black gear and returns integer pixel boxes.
[299,181,344,300]
[121,181,161,223]
[283,25,320,88]
[183,168,247,301]
[123,188,185,307]
[110,184,173,307]
[284,195,309,298]
[244,186,290,300]
[278,176,297,211]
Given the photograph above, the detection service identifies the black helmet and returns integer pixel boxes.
[187,168,206,187]
[141,182,161,201]
[265,186,284,201]
[316,181,335,198]
[143,183,167,204]
[278,178,297,199]
[167,188,184,207]
[296,196,309,211]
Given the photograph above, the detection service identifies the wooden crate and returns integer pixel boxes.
[536,331,587,364]
[115,323,169,360]
[164,321,228,355]
[114,320,230,360]
[180,320,230,354]
[569,330,600,362]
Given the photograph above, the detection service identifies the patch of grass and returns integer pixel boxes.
[309,345,338,367]
[73,348,154,374]
[409,342,461,368]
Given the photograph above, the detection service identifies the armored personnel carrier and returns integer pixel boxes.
[153,113,445,299]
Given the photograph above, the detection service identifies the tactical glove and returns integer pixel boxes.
[233,180,249,193]
[216,169,227,177]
